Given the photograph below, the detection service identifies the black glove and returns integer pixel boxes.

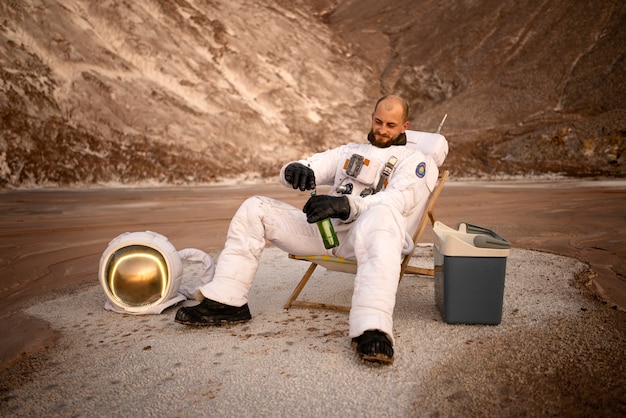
[284,163,316,191]
[303,195,350,223]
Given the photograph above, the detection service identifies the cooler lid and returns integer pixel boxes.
[433,221,511,257]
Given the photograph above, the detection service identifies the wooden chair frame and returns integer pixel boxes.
[284,170,449,312]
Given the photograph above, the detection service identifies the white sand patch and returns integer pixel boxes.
[3,247,614,417]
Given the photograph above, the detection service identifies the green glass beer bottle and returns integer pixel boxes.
[311,192,339,249]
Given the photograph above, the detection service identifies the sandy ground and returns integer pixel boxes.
[1,180,625,416]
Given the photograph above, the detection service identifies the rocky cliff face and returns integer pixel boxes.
[326,0,626,177]
[1,0,624,187]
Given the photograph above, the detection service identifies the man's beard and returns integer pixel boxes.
[367,130,407,148]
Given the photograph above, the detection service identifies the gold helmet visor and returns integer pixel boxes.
[105,245,169,308]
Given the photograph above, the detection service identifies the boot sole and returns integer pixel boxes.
[351,340,394,364]
[359,353,394,364]
[175,317,250,326]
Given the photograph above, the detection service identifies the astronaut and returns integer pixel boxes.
[175,95,437,364]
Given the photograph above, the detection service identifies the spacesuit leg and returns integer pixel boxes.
[343,204,407,344]
[196,195,326,307]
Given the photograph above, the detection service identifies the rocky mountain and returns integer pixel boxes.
[326,0,626,178]
[1,0,624,188]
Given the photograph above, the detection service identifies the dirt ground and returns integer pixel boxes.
[1,179,625,371]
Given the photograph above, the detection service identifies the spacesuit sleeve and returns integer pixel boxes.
[342,151,438,223]
[279,146,345,189]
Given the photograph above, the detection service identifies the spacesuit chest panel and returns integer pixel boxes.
[341,153,384,187]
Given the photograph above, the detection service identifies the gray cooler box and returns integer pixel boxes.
[433,221,511,325]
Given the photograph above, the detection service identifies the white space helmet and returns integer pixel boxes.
[99,231,213,314]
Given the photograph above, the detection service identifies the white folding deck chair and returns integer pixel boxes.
[284,130,450,312]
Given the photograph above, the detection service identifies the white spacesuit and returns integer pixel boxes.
[194,138,439,344]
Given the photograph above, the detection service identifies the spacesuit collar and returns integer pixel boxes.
[367,132,407,148]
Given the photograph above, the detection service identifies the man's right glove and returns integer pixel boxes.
[284,163,316,191]
[303,195,350,223]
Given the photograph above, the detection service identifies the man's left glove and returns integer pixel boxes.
[303,195,350,223]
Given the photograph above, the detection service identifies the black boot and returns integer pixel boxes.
[351,330,394,364]
[175,297,251,326]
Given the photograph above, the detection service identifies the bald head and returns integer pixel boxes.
[374,95,409,123]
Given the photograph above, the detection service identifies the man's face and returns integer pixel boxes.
[369,101,408,148]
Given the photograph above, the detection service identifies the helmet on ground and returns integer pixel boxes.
[99,231,183,314]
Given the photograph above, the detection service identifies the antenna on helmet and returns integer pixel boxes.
[436,114,448,134]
